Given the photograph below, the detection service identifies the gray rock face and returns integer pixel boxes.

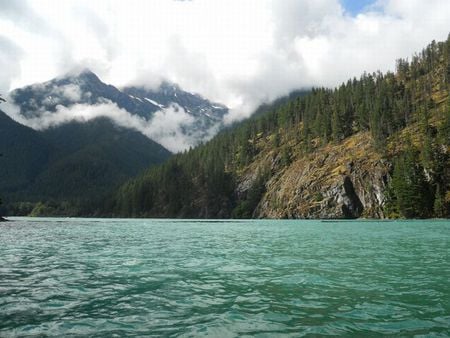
[337,176,364,218]
[242,132,390,219]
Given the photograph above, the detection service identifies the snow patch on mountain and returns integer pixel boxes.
[144,98,164,108]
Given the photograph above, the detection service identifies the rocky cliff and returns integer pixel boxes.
[248,132,389,219]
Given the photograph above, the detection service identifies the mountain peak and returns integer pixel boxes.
[10,69,229,151]
[67,68,101,84]
[159,81,180,92]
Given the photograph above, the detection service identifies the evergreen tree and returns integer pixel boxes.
[388,143,433,218]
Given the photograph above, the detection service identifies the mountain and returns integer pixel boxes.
[106,36,450,219]
[123,83,227,141]
[0,110,171,216]
[2,69,230,215]
[34,118,171,200]
[10,70,228,150]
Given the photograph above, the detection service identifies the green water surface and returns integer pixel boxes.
[0,218,449,337]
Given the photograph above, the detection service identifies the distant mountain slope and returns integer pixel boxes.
[123,83,227,140]
[33,118,171,200]
[10,70,228,150]
[11,70,154,118]
[106,35,450,219]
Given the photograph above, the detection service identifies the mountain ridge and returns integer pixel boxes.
[9,69,228,151]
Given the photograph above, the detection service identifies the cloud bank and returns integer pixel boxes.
[4,79,222,152]
[1,0,449,121]
[11,100,209,153]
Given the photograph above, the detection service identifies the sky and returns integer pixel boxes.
[341,0,376,15]
[1,0,450,122]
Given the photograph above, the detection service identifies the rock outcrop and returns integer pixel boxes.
[240,132,390,219]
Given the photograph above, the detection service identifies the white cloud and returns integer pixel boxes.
[0,36,23,94]
[57,84,83,102]
[1,0,449,122]
[8,99,210,153]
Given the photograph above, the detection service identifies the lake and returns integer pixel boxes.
[1,218,449,337]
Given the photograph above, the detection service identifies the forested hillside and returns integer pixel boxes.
[0,110,54,197]
[108,35,450,219]
[0,114,171,216]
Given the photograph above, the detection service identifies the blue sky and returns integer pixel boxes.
[341,0,376,15]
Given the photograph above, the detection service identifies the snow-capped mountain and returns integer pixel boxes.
[123,82,227,129]
[9,69,228,151]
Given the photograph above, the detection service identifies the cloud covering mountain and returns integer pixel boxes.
[1,0,450,120]
[7,70,227,152]
[11,101,199,153]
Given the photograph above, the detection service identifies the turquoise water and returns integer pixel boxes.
[0,218,449,337]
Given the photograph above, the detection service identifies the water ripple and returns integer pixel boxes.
[0,218,449,337]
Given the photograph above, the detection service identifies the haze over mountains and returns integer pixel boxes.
[7,69,228,152]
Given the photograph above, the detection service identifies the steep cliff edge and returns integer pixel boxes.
[238,132,389,219]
